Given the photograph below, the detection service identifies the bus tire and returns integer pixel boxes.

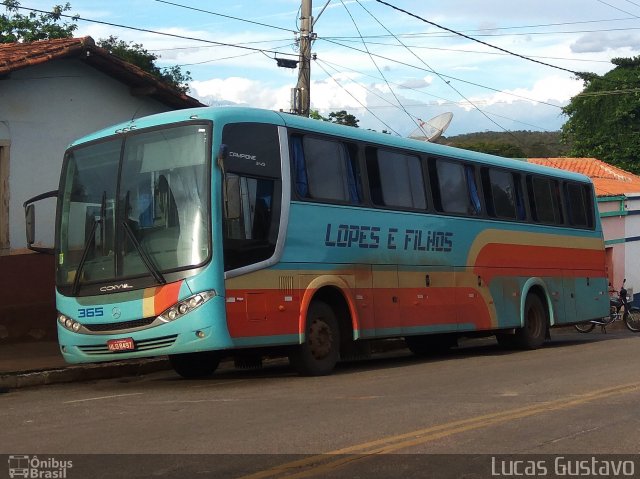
[405,333,457,356]
[289,300,340,376]
[513,294,547,349]
[169,351,220,379]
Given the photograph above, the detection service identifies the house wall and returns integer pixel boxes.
[0,58,173,251]
[599,195,640,304]
[0,58,182,344]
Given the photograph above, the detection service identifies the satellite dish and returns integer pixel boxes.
[408,112,453,142]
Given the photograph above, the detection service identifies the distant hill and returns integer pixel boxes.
[435,130,571,159]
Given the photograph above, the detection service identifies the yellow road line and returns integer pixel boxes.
[238,382,640,479]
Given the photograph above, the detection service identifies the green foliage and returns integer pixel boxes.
[310,109,360,127]
[97,36,192,94]
[561,56,640,173]
[328,110,359,127]
[309,110,328,121]
[441,131,570,158]
[1,0,78,42]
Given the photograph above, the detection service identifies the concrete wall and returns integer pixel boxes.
[0,58,172,251]
[599,195,640,304]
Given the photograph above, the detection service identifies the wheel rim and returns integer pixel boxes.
[627,312,640,330]
[308,318,333,360]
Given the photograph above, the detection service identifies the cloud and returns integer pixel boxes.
[571,32,640,53]
[190,77,291,109]
[398,76,434,89]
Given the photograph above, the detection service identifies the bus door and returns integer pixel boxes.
[372,265,399,335]
[421,266,458,331]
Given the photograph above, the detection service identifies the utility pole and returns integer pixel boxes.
[294,0,313,117]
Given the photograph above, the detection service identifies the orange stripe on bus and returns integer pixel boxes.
[153,281,183,316]
[474,244,606,281]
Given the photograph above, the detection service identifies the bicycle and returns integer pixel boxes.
[575,279,640,333]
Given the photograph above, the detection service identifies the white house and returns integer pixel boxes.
[0,36,204,254]
[0,36,203,343]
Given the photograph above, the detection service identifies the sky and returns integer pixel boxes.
[16,0,640,136]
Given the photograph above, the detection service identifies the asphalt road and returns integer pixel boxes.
[2,330,640,478]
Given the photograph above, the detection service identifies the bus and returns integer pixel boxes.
[25,107,609,377]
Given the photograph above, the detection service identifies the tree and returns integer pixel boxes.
[309,109,360,127]
[561,57,640,172]
[328,110,359,128]
[97,36,192,93]
[449,141,525,158]
[0,0,78,42]
[1,2,191,94]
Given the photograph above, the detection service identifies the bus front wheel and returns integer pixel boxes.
[512,294,547,349]
[289,300,340,376]
[170,351,220,379]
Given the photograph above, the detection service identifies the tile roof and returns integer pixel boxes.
[528,157,640,197]
[0,36,204,109]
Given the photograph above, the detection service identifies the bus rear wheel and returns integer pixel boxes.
[170,351,220,379]
[289,300,340,376]
[512,294,547,349]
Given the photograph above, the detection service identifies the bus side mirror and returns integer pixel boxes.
[25,204,35,246]
[23,190,58,254]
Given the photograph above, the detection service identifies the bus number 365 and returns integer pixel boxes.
[78,307,104,318]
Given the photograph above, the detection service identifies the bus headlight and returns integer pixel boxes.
[58,313,82,333]
[157,290,216,323]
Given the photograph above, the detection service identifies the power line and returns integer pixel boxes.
[151,0,297,33]
[319,38,565,109]
[323,38,612,65]
[314,60,401,135]
[148,38,294,52]
[596,0,640,18]
[338,0,421,131]
[323,25,640,40]
[316,58,554,132]
[15,6,299,58]
[355,0,514,139]
[373,0,581,76]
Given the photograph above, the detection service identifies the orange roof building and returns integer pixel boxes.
[528,157,640,197]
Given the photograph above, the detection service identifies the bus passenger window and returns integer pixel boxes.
[367,149,426,209]
[482,169,517,220]
[565,182,592,228]
[432,159,479,215]
[527,176,563,224]
[294,136,360,203]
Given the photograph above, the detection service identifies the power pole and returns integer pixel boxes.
[294,0,313,117]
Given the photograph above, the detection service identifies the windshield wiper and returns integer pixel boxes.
[122,190,166,285]
[121,220,166,285]
[71,191,106,295]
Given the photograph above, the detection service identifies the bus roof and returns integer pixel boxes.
[70,106,591,184]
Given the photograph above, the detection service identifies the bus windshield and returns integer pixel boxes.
[57,123,211,293]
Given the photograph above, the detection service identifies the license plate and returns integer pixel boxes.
[107,338,135,352]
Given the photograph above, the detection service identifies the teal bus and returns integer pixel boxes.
[25,107,609,377]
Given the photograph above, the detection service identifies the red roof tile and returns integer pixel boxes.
[528,157,640,197]
[0,36,203,109]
